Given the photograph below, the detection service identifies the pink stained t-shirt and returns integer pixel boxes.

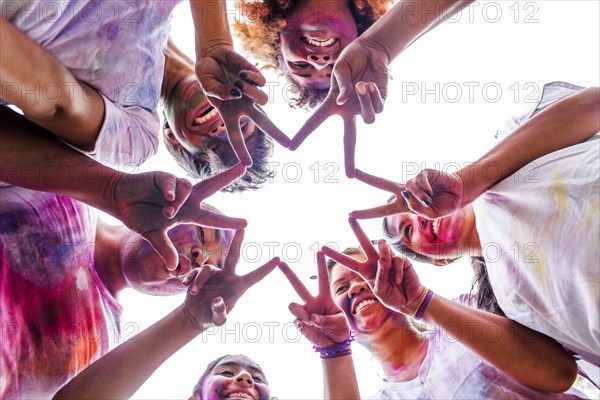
[0,187,122,398]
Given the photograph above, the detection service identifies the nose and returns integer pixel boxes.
[235,371,254,387]
[207,121,226,138]
[306,53,335,70]
[191,249,208,266]
[348,281,368,299]
[418,217,428,230]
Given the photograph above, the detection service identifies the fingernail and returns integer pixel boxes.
[165,206,174,217]
[422,197,431,207]
[368,82,376,92]
[190,286,198,295]
[357,83,367,95]
[233,80,244,89]
[240,71,247,79]
[230,89,241,97]
[401,191,410,200]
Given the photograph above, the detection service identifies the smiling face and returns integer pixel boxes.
[120,224,231,295]
[329,260,393,333]
[163,76,256,154]
[383,207,477,263]
[279,0,358,91]
[200,355,269,400]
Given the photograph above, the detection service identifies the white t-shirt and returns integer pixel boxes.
[473,81,600,366]
[1,0,182,167]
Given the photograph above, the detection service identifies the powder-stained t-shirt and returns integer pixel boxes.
[1,0,181,166]
[473,82,600,366]
[369,295,584,399]
[0,187,122,398]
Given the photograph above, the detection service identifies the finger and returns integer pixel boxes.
[234,80,268,105]
[158,173,177,202]
[222,229,245,274]
[373,259,391,297]
[405,178,432,208]
[239,70,266,87]
[145,231,178,271]
[194,208,248,230]
[242,257,280,288]
[278,262,312,302]
[310,313,346,329]
[248,106,291,148]
[354,169,400,193]
[289,102,336,150]
[350,203,399,219]
[378,239,392,265]
[223,117,253,167]
[189,264,215,295]
[321,246,363,272]
[182,268,199,287]
[333,61,353,105]
[289,302,310,323]
[415,170,434,202]
[348,217,379,259]
[343,116,357,178]
[368,82,385,114]
[163,178,192,219]
[202,79,243,101]
[316,251,330,297]
[356,82,376,124]
[211,297,228,326]
[195,162,247,197]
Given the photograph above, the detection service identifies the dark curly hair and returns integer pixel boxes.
[162,113,275,193]
[232,0,392,109]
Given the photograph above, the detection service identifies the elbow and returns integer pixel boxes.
[551,358,579,393]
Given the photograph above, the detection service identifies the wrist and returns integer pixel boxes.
[313,331,355,359]
[456,164,490,206]
[406,288,434,321]
[180,304,207,334]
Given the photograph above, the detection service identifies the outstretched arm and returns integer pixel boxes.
[278,254,361,399]
[0,17,104,150]
[54,231,279,399]
[0,107,247,269]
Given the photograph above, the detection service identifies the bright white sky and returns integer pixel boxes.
[103,1,600,398]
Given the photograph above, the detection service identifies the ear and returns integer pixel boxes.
[164,127,180,145]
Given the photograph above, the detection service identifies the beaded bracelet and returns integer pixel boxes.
[412,289,434,321]
[313,331,355,358]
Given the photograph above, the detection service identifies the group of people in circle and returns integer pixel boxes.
[1,0,598,398]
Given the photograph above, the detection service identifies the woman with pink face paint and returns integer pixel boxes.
[351,83,600,367]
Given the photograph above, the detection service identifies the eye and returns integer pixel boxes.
[404,224,412,241]
[334,285,348,294]
[198,227,206,244]
[290,61,310,69]
[219,370,234,377]
[253,375,264,383]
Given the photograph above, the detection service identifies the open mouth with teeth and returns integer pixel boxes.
[353,298,378,314]
[431,219,441,241]
[223,393,255,400]
[193,106,219,126]
[302,36,337,47]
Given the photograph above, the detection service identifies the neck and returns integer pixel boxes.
[461,205,482,257]
[161,37,195,102]
[359,315,429,382]
[94,221,128,298]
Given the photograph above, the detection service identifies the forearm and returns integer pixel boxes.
[358,0,473,61]
[422,295,577,392]
[322,354,361,399]
[0,18,103,150]
[189,0,234,57]
[458,87,600,205]
[161,37,195,100]
[0,107,122,215]
[54,306,201,399]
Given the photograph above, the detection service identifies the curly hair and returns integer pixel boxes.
[232,0,392,109]
[162,114,275,193]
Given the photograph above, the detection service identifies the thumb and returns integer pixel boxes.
[211,297,227,326]
[333,61,353,105]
